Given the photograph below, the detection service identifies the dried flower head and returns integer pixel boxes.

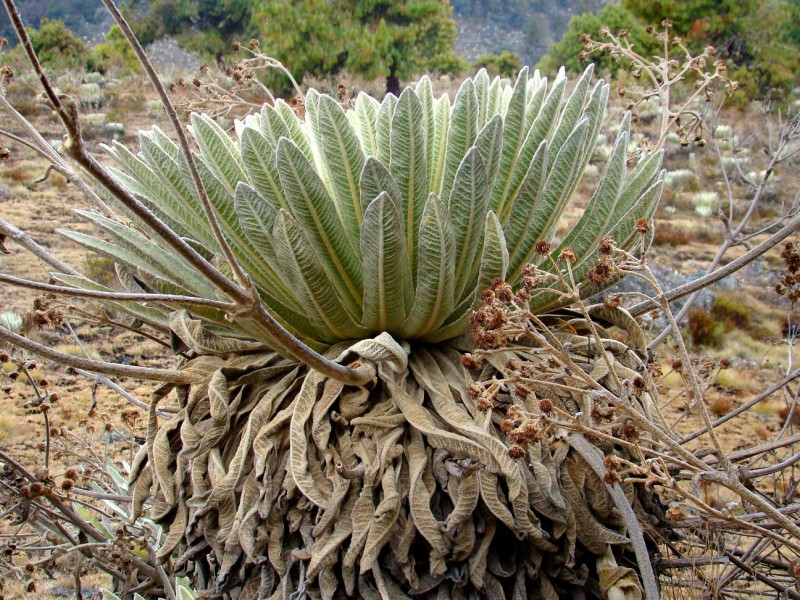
[492,279,513,303]
[476,397,494,412]
[598,236,615,256]
[461,353,481,370]
[618,420,640,443]
[559,246,576,263]
[534,240,552,256]
[538,398,553,415]
[588,260,612,285]
[508,444,527,459]
[635,219,651,234]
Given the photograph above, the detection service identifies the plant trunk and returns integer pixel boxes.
[386,62,400,96]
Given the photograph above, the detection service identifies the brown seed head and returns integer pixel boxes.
[461,353,481,370]
[635,219,651,234]
[598,236,614,256]
[497,283,513,303]
[514,384,530,399]
[618,420,640,443]
[559,246,576,263]
[534,240,551,256]
[476,397,494,412]
[508,444,527,459]
[588,261,612,285]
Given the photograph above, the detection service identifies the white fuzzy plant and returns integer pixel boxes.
[54,64,665,599]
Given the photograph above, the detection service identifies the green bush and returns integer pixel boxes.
[711,293,751,330]
[88,24,140,75]
[27,19,89,71]
[472,50,522,78]
[536,4,659,76]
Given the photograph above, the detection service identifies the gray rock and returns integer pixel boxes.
[47,588,101,599]
[145,37,205,74]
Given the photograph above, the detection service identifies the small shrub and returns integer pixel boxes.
[706,394,734,417]
[664,168,696,188]
[27,19,89,71]
[88,25,140,75]
[78,82,105,110]
[777,404,800,426]
[2,164,30,183]
[692,191,719,217]
[472,51,522,78]
[714,367,752,392]
[82,113,108,127]
[688,307,722,346]
[711,293,751,329]
[654,225,690,246]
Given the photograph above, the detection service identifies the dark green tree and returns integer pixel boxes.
[536,4,658,76]
[782,0,800,46]
[621,0,759,63]
[252,0,465,95]
[622,0,799,102]
[123,0,253,58]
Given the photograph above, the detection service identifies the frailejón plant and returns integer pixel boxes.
[59,65,664,598]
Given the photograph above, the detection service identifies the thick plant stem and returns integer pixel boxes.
[0,272,237,311]
[569,434,660,600]
[0,326,197,383]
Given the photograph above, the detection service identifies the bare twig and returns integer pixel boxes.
[0,325,196,383]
